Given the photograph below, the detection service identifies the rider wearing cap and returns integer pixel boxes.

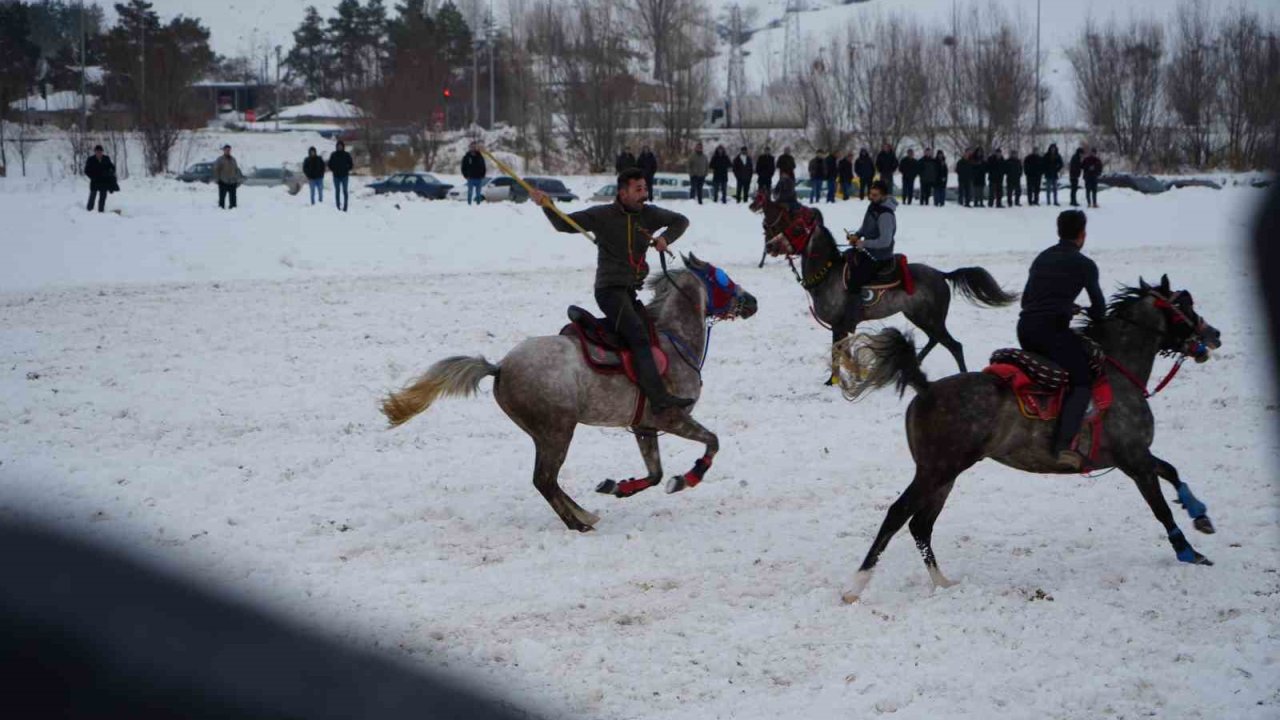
[530,167,693,412]
[840,179,899,330]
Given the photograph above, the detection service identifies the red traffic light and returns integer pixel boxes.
[443,88,452,98]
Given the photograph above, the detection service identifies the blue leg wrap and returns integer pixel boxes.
[1168,527,1197,563]
[1176,482,1208,519]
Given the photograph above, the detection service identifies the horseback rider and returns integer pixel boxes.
[529,168,695,412]
[1017,210,1106,470]
[841,179,898,329]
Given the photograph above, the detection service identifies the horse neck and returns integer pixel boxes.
[1097,305,1165,384]
[651,276,707,356]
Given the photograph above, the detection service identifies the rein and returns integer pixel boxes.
[662,322,713,377]
[1105,355,1186,399]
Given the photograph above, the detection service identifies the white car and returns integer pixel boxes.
[482,176,578,203]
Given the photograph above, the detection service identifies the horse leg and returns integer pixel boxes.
[917,336,939,363]
[653,413,719,494]
[842,469,940,604]
[1153,455,1214,534]
[827,326,848,386]
[531,430,597,532]
[596,430,664,499]
[908,479,959,590]
[905,293,966,373]
[1120,458,1212,565]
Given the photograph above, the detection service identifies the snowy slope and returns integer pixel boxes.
[2,146,1277,720]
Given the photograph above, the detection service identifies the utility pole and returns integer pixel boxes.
[727,4,746,128]
[472,33,479,128]
[1034,0,1042,141]
[79,0,86,141]
[275,45,282,132]
[487,0,495,129]
[139,20,146,129]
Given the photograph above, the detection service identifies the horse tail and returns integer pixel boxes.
[380,356,499,428]
[944,266,1020,307]
[839,328,931,401]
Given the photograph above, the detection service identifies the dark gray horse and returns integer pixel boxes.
[837,276,1222,603]
[753,191,1019,383]
[380,255,758,532]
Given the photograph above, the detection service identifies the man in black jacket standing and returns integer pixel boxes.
[638,145,658,201]
[777,146,796,178]
[303,147,326,205]
[1017,210,1106,470]
[1069,147,1084,207]
[987,148,1005,208]
[1005,149,1023,207]
[807,152,825,204]
[755,146,776,197]
[328,140,354,212]
[1024,147,1043,206]
[899,148,919,205]
[837,151,854,201]
[875,143,898,195]
[918,148,936,206]
[1082,147,1103,209]
[615,146,637,174]
[971,146,986,208]
[956,150,972,207]
[854,148,875,200]
[732,146,753,203]
[84,145,116,213]
[460,142,487,206]
[529,168,693,412]
[824,150,838,202]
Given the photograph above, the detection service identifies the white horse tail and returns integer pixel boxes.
[380,356,499,428]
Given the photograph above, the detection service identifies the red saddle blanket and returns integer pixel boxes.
[983,363,1113,421]
[860,254,916,294]
[559,323,668,385]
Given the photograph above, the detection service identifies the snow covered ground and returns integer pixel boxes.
[2,169,1278,718]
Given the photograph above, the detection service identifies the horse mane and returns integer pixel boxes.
[1081,284,1149,339]
[644,268,703,318]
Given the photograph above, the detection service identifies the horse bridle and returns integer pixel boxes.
[1117,289,1211,359]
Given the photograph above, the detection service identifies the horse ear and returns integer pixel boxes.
[1160,274,1171,292]
[683,252,705,270]
[1139,277,1151,292]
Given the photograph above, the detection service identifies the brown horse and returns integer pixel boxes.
[751,191,1019,383]
[379,255,758,532]
[836,276,1222,602]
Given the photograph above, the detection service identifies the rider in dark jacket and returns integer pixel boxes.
[531,168,692,412]
[1017,210,1106,470]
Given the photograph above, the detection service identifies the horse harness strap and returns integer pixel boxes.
[1105,355,1186,399]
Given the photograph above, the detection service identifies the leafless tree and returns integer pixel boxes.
[1218,7,1280,169]
[1165,0,1221,168]
[939,8,1036,153]
[1067,17,1166,167]
[654,3,715,157]
[632,0,682,81]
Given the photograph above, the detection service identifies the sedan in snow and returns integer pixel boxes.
[368,173,453,199]
[242,167,303,193]
[482,176,578,203]
[177,162,216,183]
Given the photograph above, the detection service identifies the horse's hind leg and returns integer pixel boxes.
[1153,455,1214,534]
[843,468,940,604]
[596,431,664,498]
[1120,458,1212,565]
[905,308,965,372]
[654,413,718,494]
[908,480,959,590]
[531,429,597,532]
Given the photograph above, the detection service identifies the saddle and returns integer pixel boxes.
[559,306,668,385]
[862,254,916,293]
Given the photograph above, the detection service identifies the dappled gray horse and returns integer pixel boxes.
[753,191,1018,382]
[837,276,1222,602]
[380,254,757,532]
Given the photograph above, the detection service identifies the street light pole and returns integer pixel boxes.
[488,0,495,129]
[79,0,86,140]
[1034,0,1042,141]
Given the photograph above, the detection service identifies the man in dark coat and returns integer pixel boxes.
[732,146,754,203]
[327,140,354,212]
[1005,149,1023,207]
[615,146,637,174]
[303,146,326,205]
[824,150,838,202]
[854,148,875,200]
[1082,147,1103,208]
[709,145,731,204]
[807,152,825,203]
[529,168,692,412]
[1024,148,1043,206]
[874,143,898,195]
[777,147,796,177]
[1043,144,1064,206]
[933,151,949,206]
[1017,210,1106,470]
[837,151,854,201]
[755,147,776,197]
[84,145,116,213]
[956,150,973,207]
[638,145,659,200]
[1068,147,1084,207]
[460,142,487,206]
[987,149,1005,208]
[899,149,919,205]
[971,146,987,208]
[918,149,937,206]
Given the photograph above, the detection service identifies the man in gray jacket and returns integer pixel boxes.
[840,179,898,330]
[213,144,244,210]
[687,143,709,205]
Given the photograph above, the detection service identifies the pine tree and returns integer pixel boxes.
[286,6,331,97]
[434,1,471,68]
[328,0,364,95]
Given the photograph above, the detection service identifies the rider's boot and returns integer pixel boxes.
[632,343,694,411]
[1054,383,1092,470]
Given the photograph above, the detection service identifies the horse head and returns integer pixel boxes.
[1138,274,1221,363]
[682,253,758,320]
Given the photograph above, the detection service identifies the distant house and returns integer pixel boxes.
[7,90,98,128]
[266,98,365,124]
[191,80,269,120]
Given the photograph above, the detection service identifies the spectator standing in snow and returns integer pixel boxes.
[1043,144,1064,206]
[807,151,825,203]
[837,151,855,202]
[303,147,326,205]
[1068,147,1084,207]
[1082,147,1103,209]
[615,146,636,174]
[971,146,987,208]
[824,150,838,202]
[732,146,753,203]
[933,151,949,206]
[899,148,919,205]
[84,144,117,213]
[875,143,898,195]
[687,142,709,204]
[460,142,487,206]
[1005,149,1023,207]
[213,144,244,210]
[918,149,938,207]
[328,140,354,212]
[956,150,973,207]
[755,146,776,197]
[710,144,731,204]
[638,146,658,200]
[777,147,796,178]
[1024,147,1043,206]
[854,148,875,200]
[987,148,1004,208]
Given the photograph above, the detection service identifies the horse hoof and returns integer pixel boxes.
[666,476,687,494]
[1193,516,1216,534]
[1192,554,1213,566]
[596,479,618,496]
[840,591,861,605]
[575,524,595,533]
[824,375,838,387]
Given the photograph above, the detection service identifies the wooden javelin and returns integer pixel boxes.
[480,149,596,243]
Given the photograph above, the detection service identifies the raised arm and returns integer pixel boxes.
[646,206,689,245]
[1084,259,1106,323]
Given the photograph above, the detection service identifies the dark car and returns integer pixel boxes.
[368,172,453,199]
[1098,173,1169,195]
[484,176,578,203]
[1168,178,1223,191]
[177,162,216,183]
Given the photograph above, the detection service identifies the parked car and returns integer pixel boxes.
[1168,178,1222,191]
[447,177,490,201]
[592,183,617,201]
[368,172,453,199]
[482,176,578,203]
[243,167,303,193]
[177,162,215,183]
[1098,173,1169,195]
